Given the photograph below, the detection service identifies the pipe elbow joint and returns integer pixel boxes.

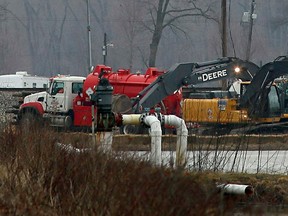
[139,112,150,127]
[140,112,165,127]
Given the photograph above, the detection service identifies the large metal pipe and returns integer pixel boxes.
[217,183,254,196]
[143,115,162,166]
[122,114,141,125]
[122,114,162,166]
[164,115,188,168]
[121,113,188,167]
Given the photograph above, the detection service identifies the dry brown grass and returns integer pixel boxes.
[0,124,287,215]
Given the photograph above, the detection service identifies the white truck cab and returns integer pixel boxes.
[19,75,86,128]
[46,76,85,113]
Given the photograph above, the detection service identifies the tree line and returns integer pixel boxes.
[0,0,287,76]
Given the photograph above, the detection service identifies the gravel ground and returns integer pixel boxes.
[0,90,20,125]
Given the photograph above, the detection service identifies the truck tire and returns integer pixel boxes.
[120,125,149,135]
[19,109,42,129]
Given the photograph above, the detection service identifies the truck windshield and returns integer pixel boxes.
[51,81,64,95]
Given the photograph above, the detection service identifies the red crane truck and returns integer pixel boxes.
[16,65,182,131]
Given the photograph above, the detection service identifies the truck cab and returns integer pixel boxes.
[46,76,85,113]
[18,75,85,128]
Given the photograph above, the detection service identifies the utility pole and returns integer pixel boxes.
[245,0,256,61]
[102,33,114,65]
[86,0,92,73]
[221,0,227,89]
[102,33,107,65]
[221,0,227,58]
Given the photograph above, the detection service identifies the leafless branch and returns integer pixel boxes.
[0,4,27,28]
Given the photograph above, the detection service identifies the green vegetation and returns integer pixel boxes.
[0,125,287,215]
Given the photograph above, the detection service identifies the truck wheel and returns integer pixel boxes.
[120,125,138,134]
[19,111,41,129]
[120,125,149,135]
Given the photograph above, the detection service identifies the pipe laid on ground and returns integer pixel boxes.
[56,131,113,154]
[217,183,254,196]
[56,142,91,153]
[164,115,188,168]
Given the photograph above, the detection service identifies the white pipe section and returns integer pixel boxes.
[143,115,162,166]
[97,131,113,153]
[122,114,188,167]
[56,131,113,154]
[122,114,162,166]
[122,114,141,125]
[217,184,254,196]
[56,142,91,153]
[164,115,188,168]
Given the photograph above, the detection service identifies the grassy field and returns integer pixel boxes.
[0,124,288,215]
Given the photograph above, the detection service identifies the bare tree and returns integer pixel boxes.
[143,0,216,67]
[111,0,147,70]
[119,0,138,70]
[21,0,74,75]
[0,3,8,74]
[0,2,31,74]
[0,3,7,21]
[269,3,288,54]
[45,0,68,74]
[14,0,88,75]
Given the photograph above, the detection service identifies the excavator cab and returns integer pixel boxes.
[183,56,288,134]
[275,78,288,118]
[239,56,288,120]
[249,84,281,119]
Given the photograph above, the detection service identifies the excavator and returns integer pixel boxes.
[132,57,259,112]
[234,56,288,133]
[131,56,288,135]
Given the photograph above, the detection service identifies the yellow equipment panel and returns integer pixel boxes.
[182,98,249,124]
